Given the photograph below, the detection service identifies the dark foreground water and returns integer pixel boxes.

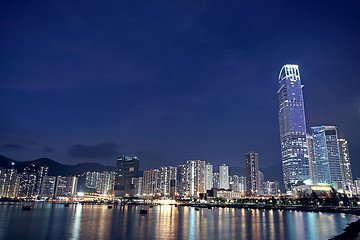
[0,203,358,240]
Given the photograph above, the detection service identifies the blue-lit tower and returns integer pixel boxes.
[278,64,310,191]
[311,126,331,184]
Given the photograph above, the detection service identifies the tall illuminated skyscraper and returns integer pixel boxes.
[323,126,343,189]
[338,139,353,187]
[311,126,331,184]
[278,64,310,191]
[114,155,139,198]
[245,152,259,196]
[310,126,344,189]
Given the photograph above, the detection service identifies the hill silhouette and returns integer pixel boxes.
[0,155,115,176]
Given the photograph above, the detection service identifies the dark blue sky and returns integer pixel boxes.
[1,1,359,177]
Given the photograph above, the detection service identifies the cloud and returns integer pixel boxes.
[1,144,27,150]
[135,151,164,169]
[68,142,121,159]
[44,147,55,152]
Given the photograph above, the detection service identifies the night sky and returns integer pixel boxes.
[1,1,359,177]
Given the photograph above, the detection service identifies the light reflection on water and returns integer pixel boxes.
[0,203,358,240]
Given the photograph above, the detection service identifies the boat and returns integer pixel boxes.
[195,207,200,211]
[140,209,148,214]
[207,206,212,209]
[108,205,113,209]
[149,205,153,208]
[64,203,70,207]
[22,205,32,211]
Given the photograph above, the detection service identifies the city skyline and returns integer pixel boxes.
[1,1,359,178]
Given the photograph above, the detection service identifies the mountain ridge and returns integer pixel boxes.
[0,155,115,176]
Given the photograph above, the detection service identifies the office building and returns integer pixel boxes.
[278,64,310,190]
[311,126,331,184]
[114,155,139,198]
[324,126,344,189]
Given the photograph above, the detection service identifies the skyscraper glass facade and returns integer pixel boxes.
[324,126,344,189]
[278,64,310,190]
[311,126,331,184]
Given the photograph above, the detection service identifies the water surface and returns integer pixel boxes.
[0,203,358,240]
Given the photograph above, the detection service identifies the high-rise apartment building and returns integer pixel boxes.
[205,162,213,190]
[212,172,220,189]
[114,155,139,198]
[0,168,20,198]
[85,171,101,189]
[245,152,259,196]
[98,171,115,196]
[41,176,56,198]
[176,164,186,197]
[35,166,48,196]
[258,171,264,195]
[177,160,206,197]
[185,160,206,197]
[142,169,160,196]
[338,139,353,187]
[229,175,243,192]
[18,169,37,198]
[159,166,177,196]
[239,176,246,192]
[219,164,229,189]
[278,64,310,190]
[54,176,78,199]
